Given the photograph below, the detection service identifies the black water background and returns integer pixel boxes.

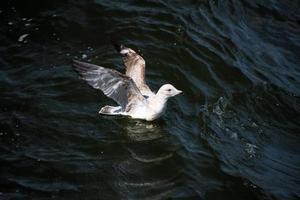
[0,0,300,199]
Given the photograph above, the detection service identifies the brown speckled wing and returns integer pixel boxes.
[114,44,153,95]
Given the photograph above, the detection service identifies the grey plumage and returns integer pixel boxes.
[73,60,144,111]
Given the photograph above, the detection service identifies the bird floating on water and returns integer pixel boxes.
[72,44,182,121]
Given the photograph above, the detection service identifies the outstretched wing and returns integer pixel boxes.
[72,60,144,109]
[113,44,153,96]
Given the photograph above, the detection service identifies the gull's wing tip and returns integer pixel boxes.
[72,60,83,70]
[72,59,100,73]
[112,42,125,53]
[110,38,126,53]
[72,59,85,66]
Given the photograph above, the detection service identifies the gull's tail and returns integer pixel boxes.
[99,105,123,115]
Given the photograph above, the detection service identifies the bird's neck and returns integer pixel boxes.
[148,93,168,113]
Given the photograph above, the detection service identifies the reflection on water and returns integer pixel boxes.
[122,120,165,142]
[114,120,183,199]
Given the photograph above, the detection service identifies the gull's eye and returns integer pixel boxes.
[167,89,172,92]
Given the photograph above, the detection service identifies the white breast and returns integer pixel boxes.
[128,97,167,121]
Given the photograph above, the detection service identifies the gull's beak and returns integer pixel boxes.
[176,90,183,95]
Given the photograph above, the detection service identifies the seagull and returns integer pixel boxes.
[72,44,182,121]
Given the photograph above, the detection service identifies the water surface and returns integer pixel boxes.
[1,0,300,199]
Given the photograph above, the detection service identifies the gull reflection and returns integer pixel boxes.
[122,120,166,142]
[121,119,178,163]
[113,119,183,199]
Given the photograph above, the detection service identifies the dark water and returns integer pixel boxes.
[1,0,300,199]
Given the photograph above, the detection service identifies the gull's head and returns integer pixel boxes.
[157,84,182,98]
